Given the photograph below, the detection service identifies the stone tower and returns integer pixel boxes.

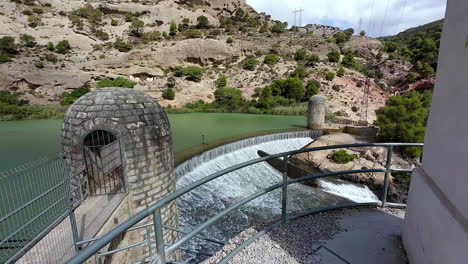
[61,88,178,261]
[307,95,326,129]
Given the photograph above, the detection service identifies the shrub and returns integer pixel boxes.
[306,54,320,66]
[184,29,202,38]
[294,49,308,61]
[0,91,21,105]
[129,18,144,37]
[327,51,340,63]
[337,67,345,77]
[124,12,133,22]
[27,15,41,28]
[242,56,258,71]
[0,53,12,63]
[268,77,304,101]
[351,106,359,112]
[45,53,57,62]
[209,29,221,36]
[332,150,356,164]
[290,66,308,79]
[214,87,246,112]
[114,38,132,52]
[169,23,178,36]
[60,86,90,105]
[55,40,71,54]
[47,42,55,51]
[166,76,176,88]
[32,7,43,14]
[226,37,233,44]
[173,66,185,77]
[94,29,109,40]
[97,77,135,88]
[34,62,44,68]
[357,81,363,88]
[325,72,335,81]
[374,91,432,157]
[342,53,356,67]
[332,85,341,92]
[68,14,83,29]
[360,30,366,36]
[216,74,227,88]
[305,80,320,99]
[142,31,161,43]
[271,21,287,33]
[22,9,33,15]
[19,34,36,47]
[264,54,279,65]
[197,15,210,29]
[111,19,118,26]
[184,67,204,82]
[162,88,175,100]
[0,36,17,54]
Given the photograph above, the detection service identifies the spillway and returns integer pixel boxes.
[175,132,378,263]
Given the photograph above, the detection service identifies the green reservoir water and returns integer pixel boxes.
[0,113,306,170]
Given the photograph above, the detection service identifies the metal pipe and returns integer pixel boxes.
[153,209,166,264]
[382,146,393,208]
[146,225,153,260]
[281,155,288,222]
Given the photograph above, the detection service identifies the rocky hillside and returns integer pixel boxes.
[0,0,426,123]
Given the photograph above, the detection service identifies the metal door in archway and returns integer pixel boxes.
[83,130,125,196]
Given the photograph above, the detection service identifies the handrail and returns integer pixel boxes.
[66,142,423,264]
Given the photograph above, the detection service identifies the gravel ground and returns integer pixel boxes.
[202,208,406,264]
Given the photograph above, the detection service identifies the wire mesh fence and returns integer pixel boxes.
[0,140,126,263]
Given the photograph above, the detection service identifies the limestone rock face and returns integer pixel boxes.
[343,36,383,59]
[377,60,413,81]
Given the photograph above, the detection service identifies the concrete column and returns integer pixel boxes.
[402,0,468,263]
[307,95,326,129]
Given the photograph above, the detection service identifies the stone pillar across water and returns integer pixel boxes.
[61,88,178,261]
[307,95,326,129]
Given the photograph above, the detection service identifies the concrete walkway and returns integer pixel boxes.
[204,208,408,264]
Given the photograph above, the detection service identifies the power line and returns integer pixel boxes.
[378,0,391,37]
[292,8,304,27]
[367,0,375,36]
[398,0,408,33]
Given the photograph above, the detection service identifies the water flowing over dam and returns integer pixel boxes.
[175,132,378,263]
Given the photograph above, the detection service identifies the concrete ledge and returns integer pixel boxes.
[403,168,468,264]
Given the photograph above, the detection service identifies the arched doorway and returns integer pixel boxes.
[83,130,125,196]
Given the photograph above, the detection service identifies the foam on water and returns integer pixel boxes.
[318,179,379,203]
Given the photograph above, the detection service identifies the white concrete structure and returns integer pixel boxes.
[402,0,468,263]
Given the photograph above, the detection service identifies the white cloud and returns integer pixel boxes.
[246,0,446,37]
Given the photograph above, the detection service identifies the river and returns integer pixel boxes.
[0,113,306,170]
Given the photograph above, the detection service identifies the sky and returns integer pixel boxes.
[246,0,447,37]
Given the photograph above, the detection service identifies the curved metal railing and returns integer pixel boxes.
[65,142,423,264]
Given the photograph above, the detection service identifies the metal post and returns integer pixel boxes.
[381,146,393,208]
[146,225,153,261]
[281,155,289,221]
[61,153,81,252]
[153,209,166,264]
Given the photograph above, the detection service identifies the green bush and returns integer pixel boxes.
[209,29,221,36]
[214,87,246,112]
[264,54,280,65]
[184,67,204,82]
[305,80,320,99]
[124,12,133,22]
[60,86,91,105]
[351,106,359,112]
[242,56,258,71]
[342,53,356,67]
[114,38,132,52]
[22,9,33,15]
[19,34,36,47]
[97,77,135,88]
[129,18,144,37]
[267,77,304,101]
[360,30,366,36]
[28,15,41,28]
[166,76,176,88]
[45,53,57,62]
[216,74,227,88]
[374,91,432,157]
[94,29,109,40]
[306,54,320,66]
[170,23,178,36]
[337,66,345,77]
[332,150,356,164]
[226,37,234,44]
[325,72,335,81]
[162,88,175,100]
[142,31,161,43]
[0,91,21,105]
[327,51,340,63]
[55,40,71,54]
[184,29,202,39]
[294,49,308,61]
[47,42,55,51]
[290,66,308,79]
[332,85,341,92]
[34,62,44,68]
[271,21,287,33]
[32,7,44,14]
[197,15,210,29]
[0,53,12,63]
[111,19,118,26]
[174,66,185,77]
